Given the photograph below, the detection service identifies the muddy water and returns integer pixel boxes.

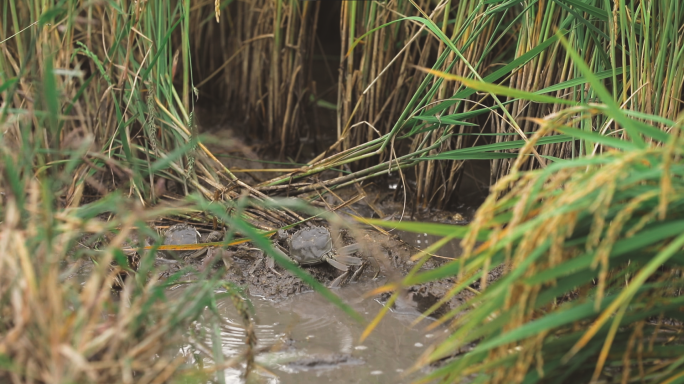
[176,280,450,383]
[393,230,465,261]
[168,231,464,384]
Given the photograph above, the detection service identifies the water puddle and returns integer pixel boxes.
[392,230,465,262]
[173,280,446,383]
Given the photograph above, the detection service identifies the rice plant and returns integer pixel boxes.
[208,0,683,210]
[361,40,684,381]
[3,0,684,382]
[0,1,323,382]
[0,185,245,382]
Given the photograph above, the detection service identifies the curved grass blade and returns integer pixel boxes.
[556,33,645,148]
[415,67,578,106]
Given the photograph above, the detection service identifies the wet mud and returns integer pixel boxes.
[155,214,500,321]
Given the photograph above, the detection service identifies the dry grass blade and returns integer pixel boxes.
[0,190,226,382]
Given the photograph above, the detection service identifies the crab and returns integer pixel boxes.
[271,226,364,287]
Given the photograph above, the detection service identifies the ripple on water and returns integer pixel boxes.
[175,281,438,384]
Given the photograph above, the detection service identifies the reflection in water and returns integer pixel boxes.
[176,281,444,384]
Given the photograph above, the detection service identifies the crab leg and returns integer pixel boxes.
[325,257,351,271]
[350,261,367,282]
[329,271,350,288]
[266,256,280,275]
[335,254,363,267]
[335,243,364,266]
[338,243,361,255]
[266,243,297,275]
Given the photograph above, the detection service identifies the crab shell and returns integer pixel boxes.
[287,226,336,265]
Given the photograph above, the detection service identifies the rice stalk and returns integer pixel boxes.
[360,103,684,382]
